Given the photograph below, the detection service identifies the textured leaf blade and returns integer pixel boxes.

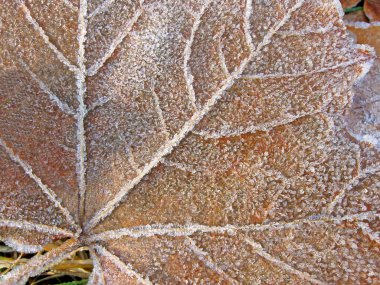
[0,0,379,284]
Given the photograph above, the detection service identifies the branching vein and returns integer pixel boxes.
[2,239,79,285]
[76,0,88,223]
[324,164,380,215]
[244,238,327,285]
[127,148,141,173]
[0,138,79,231]
[161,159,198,174]
[84,0,307,232]
[184,237,238,284]
[86,5,144,77]
[358,222,380,245]
[183,1,210,111]
[89,248,106,285]
[193,109,325,139]
[93,245,152,285]
[151,87,170,138]
[18,2,79,73]
[242,56,371,80]
[0,219,73,237]
[86,96,113,115]
[18,60,76,116]
[87,211,379,242]
[216,27,229,75]
[62,0,78,11]
[88,0,116,18]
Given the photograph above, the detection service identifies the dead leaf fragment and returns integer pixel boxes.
[346,22,380,54]
[345,22,380,156]
[364,0,380,21]
[340,0,361,9]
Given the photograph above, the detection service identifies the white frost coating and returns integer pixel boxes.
[349,132,380,148]
[87,211,380,242]
[216,26,229,75]
[62,0,78,11]
[243,0,254,53]
[185,237,238,284]
[151,87,170,138]
[193,109,326,139]
[88,248,106,285]
[358,222,380,245]
[195,90,333,139]
[88,0,116,18]
[94,245,153,285]
[18,60,76,116]
[86,7,143,76]
[182,3,197,18]
[242,55,371,80]
[161,159,199,174]
[331,0,345,18]
[84,0,307,232]
[1,239,79,285]
[244,238,327,285]
[0,219,73,236]
[86,96,113,115]
[77,0,88,222]
[352,45,376,82]
[18,2,79,73]
[0,138,79,231]
[324,165,380,215]
[345,21,380,29]
[127,148,141,173]
[1,239,42,254]
[278,23,338,36]
[183,0,210,111]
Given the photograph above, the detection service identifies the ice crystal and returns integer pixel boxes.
[0,0,379,284]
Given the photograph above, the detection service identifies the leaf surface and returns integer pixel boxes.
[0,0,379,284]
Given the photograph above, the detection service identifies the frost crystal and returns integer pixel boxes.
[0,0,379,284]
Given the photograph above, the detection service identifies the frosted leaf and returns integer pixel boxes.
[346,61,380,148]
[246,218,380,284]
[364,0,380,22]
[340,0,361,9]
[0,0,379,284]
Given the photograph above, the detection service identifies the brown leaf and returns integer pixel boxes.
[346,22,380,54]
[344,10,369,22]
[340,0,361,9]
[0,0,379,284]
[345,22,380,172]
[364,0,380,21]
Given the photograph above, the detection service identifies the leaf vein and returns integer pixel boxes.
[242,56,370,80]
[88,0,115,18]
[184,237,238,284]
[86,5,144,77]
[0,219,73,237]
[183,1,210,111]
[19,2,79,73]
[2,239,79,285]
[62,0,79,11]
[87,211,380,242]
[84,0,307,232]
[0,138,79,232]
[76,0,88,223]
[18,60,76,116]
[324,164,380,215]
[244,238,327,285]
[93,245,152,285]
